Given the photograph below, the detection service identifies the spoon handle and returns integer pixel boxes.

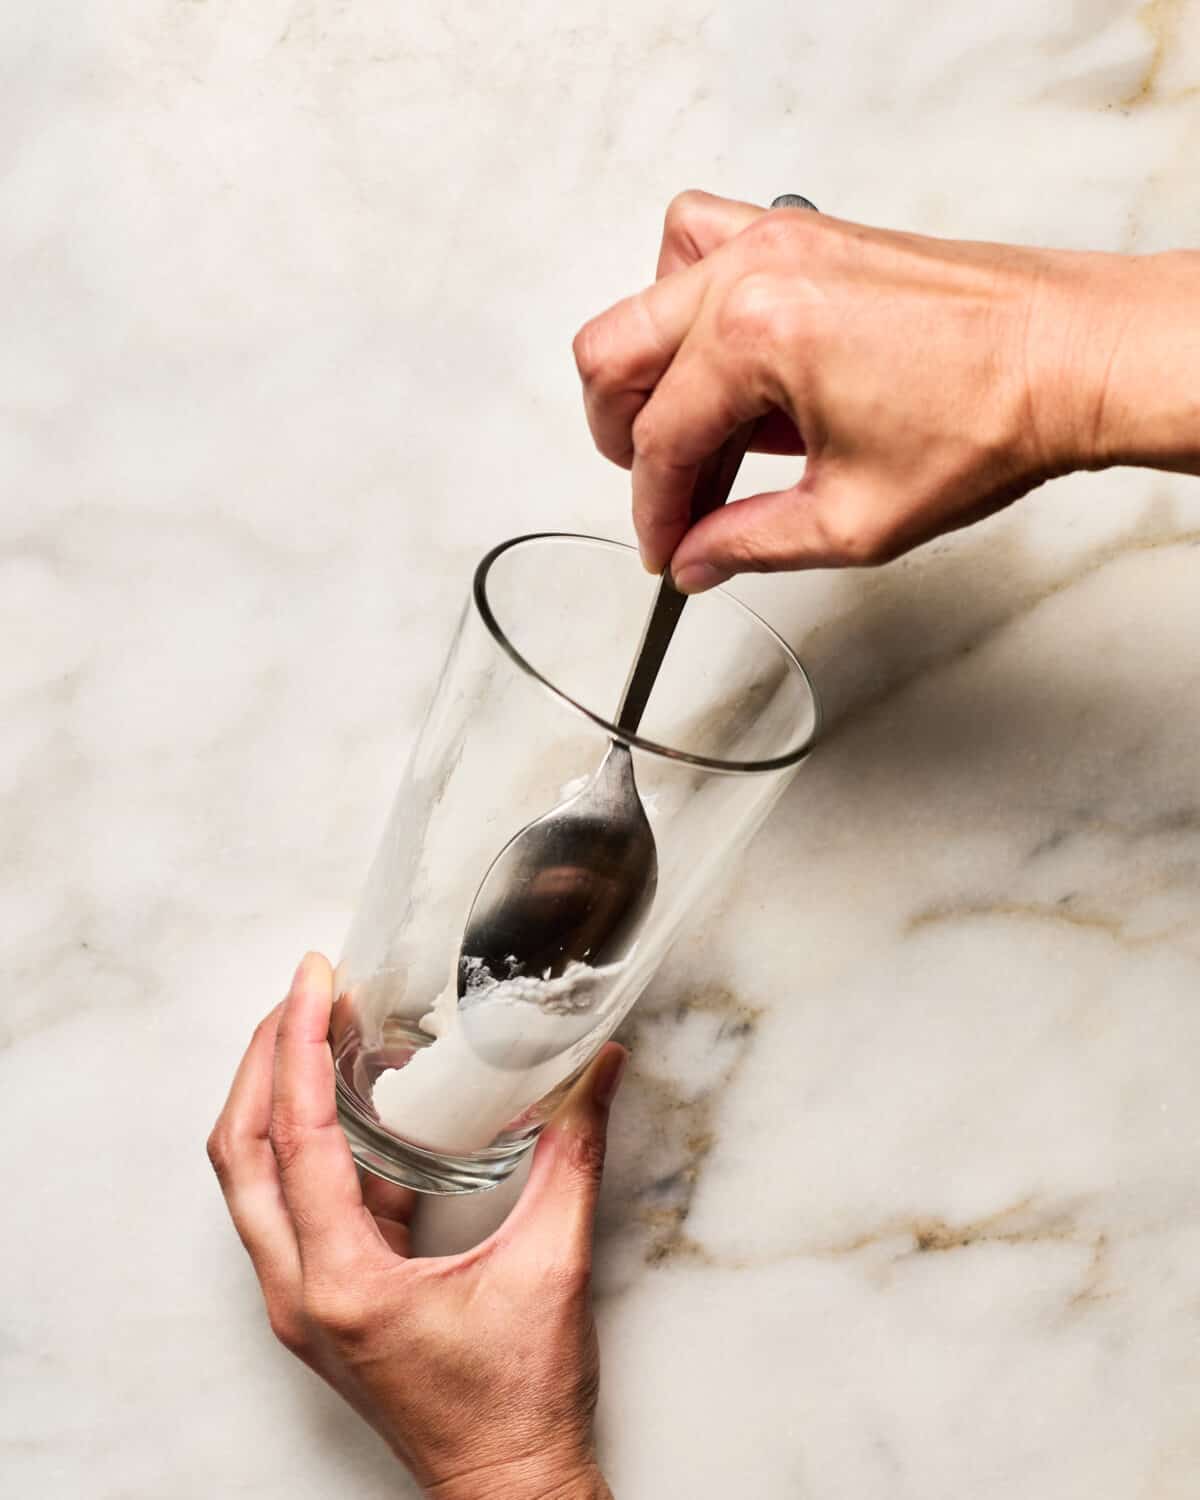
[614,193,818,739]
[613,420,757,736]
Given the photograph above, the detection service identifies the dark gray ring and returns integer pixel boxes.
[770,193,819,212]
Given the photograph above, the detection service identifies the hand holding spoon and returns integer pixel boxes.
[459,195,819,999]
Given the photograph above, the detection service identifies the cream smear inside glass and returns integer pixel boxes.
[331,533,819,1194]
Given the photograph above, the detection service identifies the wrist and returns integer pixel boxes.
[1014,248,1130,478]
[1037,248,1200,477]
[531,1464,612,1500]
[427,1456,611,1500]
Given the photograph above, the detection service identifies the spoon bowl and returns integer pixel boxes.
[457,741,656,994]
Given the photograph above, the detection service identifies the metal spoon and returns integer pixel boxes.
[459,195,817,1001]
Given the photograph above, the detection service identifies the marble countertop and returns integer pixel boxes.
[5,2,1200,1495]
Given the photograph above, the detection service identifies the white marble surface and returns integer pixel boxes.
[4,2,1200,1495]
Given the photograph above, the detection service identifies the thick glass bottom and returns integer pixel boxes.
[331,1015,543,1194]
[335,1082,535,1194]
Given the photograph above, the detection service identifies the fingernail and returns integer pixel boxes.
[591,1047,627,1109]
[291,953,316,988]
[671,562,729,595]
[637,545,659,575]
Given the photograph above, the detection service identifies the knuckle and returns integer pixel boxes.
[572,316,610,385]
[725,540,771,575]
[745,205,814,257]
[721,522,783,576]
[663,187,709,239]
[631,405,682,467]
[716,272,783,348]
[818,508,892,566]
[267,1302,308,1356]
[206,1126,231,1180]
[561,1123,608,1184]
[629,406,656,460]
[301,1281,368,1345]
[267,1115,306,1174]
[576,293,666,399]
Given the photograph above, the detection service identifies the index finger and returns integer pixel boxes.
[573,260,709,471]
[270,953,381,1273]
[208,1003,300,1288]
[656,189,763,279]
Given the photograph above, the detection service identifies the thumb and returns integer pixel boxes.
[670,470,887,591]
[497,1043,627,1274]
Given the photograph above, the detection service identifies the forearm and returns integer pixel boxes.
[1067,249,1200,477]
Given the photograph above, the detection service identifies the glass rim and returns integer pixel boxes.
[472,532,821,775]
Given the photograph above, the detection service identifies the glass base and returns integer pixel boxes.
[336,1087,535,1195]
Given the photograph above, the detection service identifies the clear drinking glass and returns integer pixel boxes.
[332,534,819,1193]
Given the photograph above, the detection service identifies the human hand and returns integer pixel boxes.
[208,954,623,1500]
[573,189,1139,589]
